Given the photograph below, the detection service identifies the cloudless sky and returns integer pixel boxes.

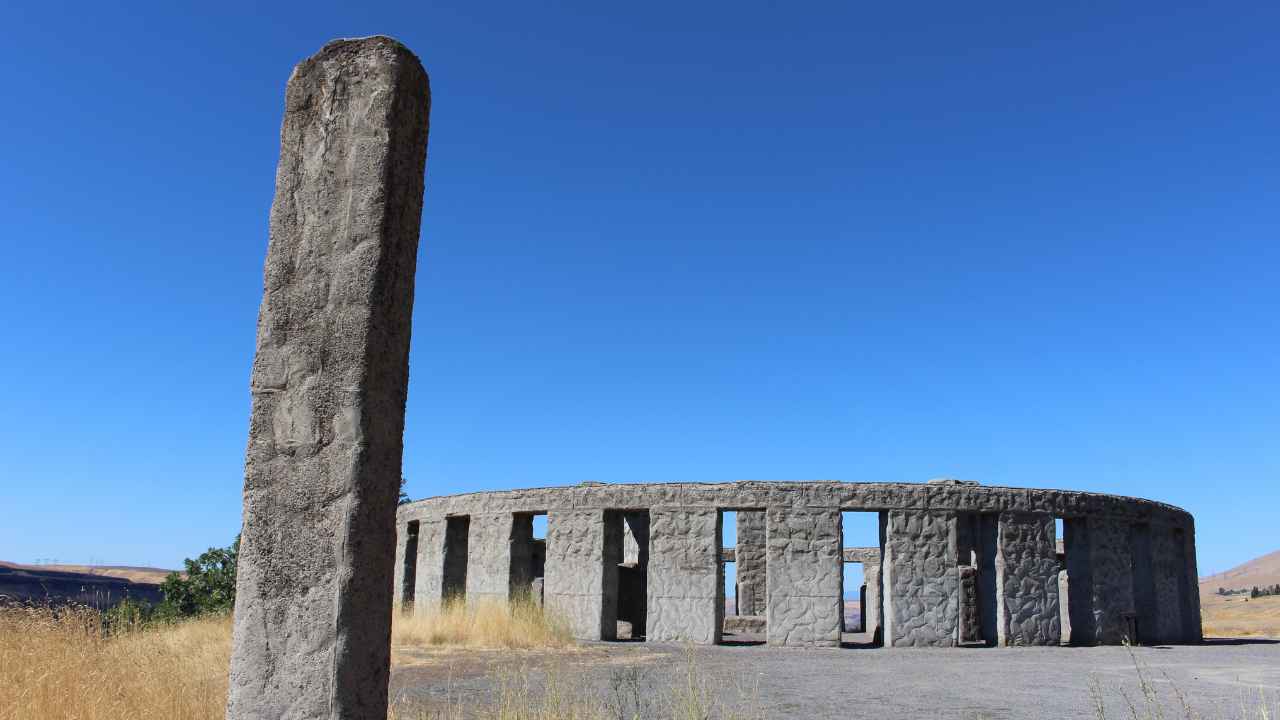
[1,1,1276,575]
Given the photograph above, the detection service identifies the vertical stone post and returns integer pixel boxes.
[863,561,881,642]
[227,37,430,720]
[765,507,842,647]
[647,507,722,643]
[543,510,609,640]
[995,512,1061,646]
[1089,518,1135,644]
[1180,524,1203,642]
[412,518,446,614]
[735,510,767,616]
[1151,525,1185,643]
[882,510,958,647]
[466,514,516,603]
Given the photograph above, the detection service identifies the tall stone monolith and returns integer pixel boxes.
[227,36,430,720]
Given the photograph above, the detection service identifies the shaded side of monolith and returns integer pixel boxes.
[227,36,430,720]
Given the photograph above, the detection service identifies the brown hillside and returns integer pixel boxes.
[1198,549,1280,639]
[1199,549,1280,595]
[0,561,174,585]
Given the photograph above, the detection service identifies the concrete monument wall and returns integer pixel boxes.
[647,508,722,644]
[996,512,1061,646]
[765,507,842,647]
[396,481,1199,649]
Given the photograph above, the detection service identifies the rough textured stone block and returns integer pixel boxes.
[544,510,607,640]
[1180,526,1203,642]
[766,507,841,647]
[1058,569,1072,645]
[1150,525,1184,643]
[883,510,958,647]
[412,518,445,613]
[864,563,882,642]
[1089,518,1135,644]
[736,510,767,616]
[996,513,1061,646]
[227,36,429,720]
[466,514,515,602]
[648,508,721,644]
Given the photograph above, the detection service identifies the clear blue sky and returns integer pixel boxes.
[1,2,1276,575]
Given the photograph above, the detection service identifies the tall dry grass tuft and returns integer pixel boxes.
[0,605,230,720]
[392,597,574,650]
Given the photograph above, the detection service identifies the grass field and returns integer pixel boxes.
[1201,592,1280,639]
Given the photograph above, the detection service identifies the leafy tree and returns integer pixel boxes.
[156,536,239,618]
[1217,587,1226,595]
[398,476,411,506]
[1251,586,1260,599]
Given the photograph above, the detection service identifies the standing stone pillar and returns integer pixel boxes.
[995,512,1061,646]
[735,510,767,617]
[1180,525,1203,642]
[647,507,722,643]
[765,507,842,646]
[1151,525,1185,643]
[466,514,516,603]
[882,510,958,647]
[1089,518,1135,644]
[543,510,610,640]
[864,561,882,642]
[412,518,446,614]
[227,37,430,720]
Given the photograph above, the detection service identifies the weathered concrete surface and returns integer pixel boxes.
[544,510,607,640]
[396,481,1201,648]
[1152,524,1184,643]
[883,511,958,647]
[390,641,1280,720]
[996,512,1060,646]
[647,508,722,644]
[1089,518,1135,645]
[466,514,515,603]
[766,507,842,646]
[228,36,429,720]
[863,562,882,642]
[411,518,445,612]
[1063,518,1094,644]
[736,510,767,617]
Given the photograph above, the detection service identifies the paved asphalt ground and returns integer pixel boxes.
[391,638,1280,719]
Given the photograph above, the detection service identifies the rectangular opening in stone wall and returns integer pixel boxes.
[442,515,470,603]
[722,510,737,614]
[841,511,881,647]
[401,520,419,608]
[722,509,764,644]
[724,559,738,613]
[955,512,999,647]
[1063,517,1094,644]
[1053,516,1068,644]
[509,512,546,601]
[1129,522,1157,644]
[603,510,649,641]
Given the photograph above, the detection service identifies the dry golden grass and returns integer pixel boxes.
[392,597,574,650]
[1201,593,1280,639]
[0,598,575,720]
[0,605,230,720]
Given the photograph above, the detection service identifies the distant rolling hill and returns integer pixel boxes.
[0,560,172,608]
[1199,550,1280,639]
[1200,550,1280,594]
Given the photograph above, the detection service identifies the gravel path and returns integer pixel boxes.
[390,639,1280,719]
